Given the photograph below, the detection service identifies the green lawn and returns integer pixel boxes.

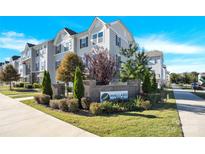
[21,89,183,137]
[0,86,40,98]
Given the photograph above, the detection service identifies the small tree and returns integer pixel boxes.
[73,67,84,109]
[56,52,84,83]
[151,73,158,92]
[84,46,116,85]
[56,52,84,95]
[0,64,20,90]
[42,71,53,98]
[142,69,152,94]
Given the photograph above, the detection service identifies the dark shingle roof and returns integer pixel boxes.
[64,28,77,35]
[0,62,4,66]
[27,43,35,47]
[11,55,20,61]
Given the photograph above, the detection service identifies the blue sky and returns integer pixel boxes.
[0,16,204,73]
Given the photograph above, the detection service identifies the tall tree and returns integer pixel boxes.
[84,46,116,85]
[120,43,148,82]
[0,64,20,90]
[73,67,84,109]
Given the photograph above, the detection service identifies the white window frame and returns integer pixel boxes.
[97,31,104,43]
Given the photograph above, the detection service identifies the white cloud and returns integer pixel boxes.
[4,57,10,61]
[135,34,205,54]
[167,58,205,73]
[2,31,24,37]
[0,31,43,51]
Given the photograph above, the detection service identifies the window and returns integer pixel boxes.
[92,34,97,45]
[56,45,61,54]
[35,62,39,71]
[64,45,69,52]
[55,61,61,69]
[80,37,88,48]
[41,61,46,70]
[36,50,39,57]
[149,59,156,65]
[64,41,72,52]
[92,34,97,39]
[116,35,121,47]
[98,32,103,43]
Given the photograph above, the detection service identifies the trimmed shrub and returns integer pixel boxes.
[67,87,72,92]
[33,83,41,88]
[140,100,152,110]
[58,99,68,112]
[146,93,161,104]
[89,103,102,115]
[34,94,50,105]
[123,100,137,111]
[101,101,115,114]
[53,95,64,100]
[135,96,152,110]
[81,97,92,110]
[24,83,33,89]
[68,98,79,112]
[49,100,60,109]
[19,82,25,87]
[15,82,25,88]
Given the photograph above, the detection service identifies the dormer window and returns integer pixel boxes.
[80,37,88,48]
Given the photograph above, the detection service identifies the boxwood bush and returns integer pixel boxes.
[49,100,60,109]
[24,83,33,89]
[58,99,69,112]
[34,94,50,105]
[81,97,92,110]
[33,83,41,89]
[89,103,102,115]
[68,98,79,112]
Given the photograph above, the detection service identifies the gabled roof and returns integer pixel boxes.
[88,17,107,32]
[107,20,135,42]
[146,50,163,57]
[53,28,77,45]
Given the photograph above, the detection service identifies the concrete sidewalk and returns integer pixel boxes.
[0,93,97,137]
[173,85,205,137]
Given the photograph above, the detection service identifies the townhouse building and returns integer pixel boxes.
[19,41,56,83]
[0,56,20,72]
[146,50,168,88]
[1,17,169,88]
